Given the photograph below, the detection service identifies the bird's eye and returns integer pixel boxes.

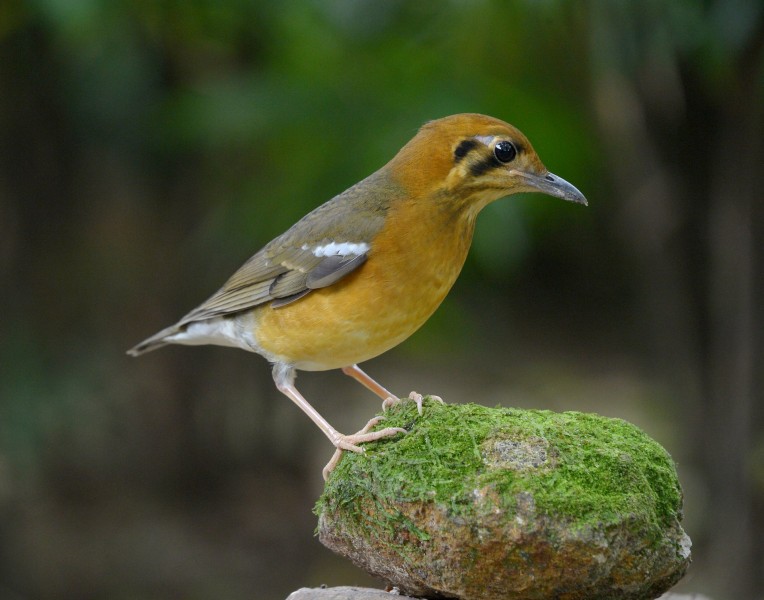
[494,141,517,163]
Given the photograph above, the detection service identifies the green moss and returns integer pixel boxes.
[316,401,683,542]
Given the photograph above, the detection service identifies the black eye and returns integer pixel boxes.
[494,141,517,163]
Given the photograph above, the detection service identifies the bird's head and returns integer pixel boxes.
[388,113,587,217]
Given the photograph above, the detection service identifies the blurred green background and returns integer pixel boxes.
[1,1,762,599]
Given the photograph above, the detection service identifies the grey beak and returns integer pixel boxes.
[512,170,588,206]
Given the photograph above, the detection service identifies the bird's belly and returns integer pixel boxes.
[251,258,459,371]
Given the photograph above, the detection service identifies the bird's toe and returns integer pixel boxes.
[322,417,407,479]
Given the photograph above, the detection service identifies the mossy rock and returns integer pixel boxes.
[316,401,691,600]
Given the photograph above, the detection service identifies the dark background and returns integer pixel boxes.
[1,1,762,599]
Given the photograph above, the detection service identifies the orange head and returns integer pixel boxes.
[385,113,586,218]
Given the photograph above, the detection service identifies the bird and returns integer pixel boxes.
[128,113,587,478]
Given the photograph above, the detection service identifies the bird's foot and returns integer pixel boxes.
[322,416,406,480]
[382,390,444,416]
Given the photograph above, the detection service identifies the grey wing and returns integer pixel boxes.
[127,170,399,357]
[176,172,396,325]
[127,239,370,357]
[176,244,368,325]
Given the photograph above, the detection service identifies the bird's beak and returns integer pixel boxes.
[510,170,588,206]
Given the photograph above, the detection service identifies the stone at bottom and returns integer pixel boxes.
[285,590,706,600]
[287,587,417,599]
[316,401,691,600]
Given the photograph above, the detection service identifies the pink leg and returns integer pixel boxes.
[341,364,398,402]
[342,364,444,416]
[273,364,405,479]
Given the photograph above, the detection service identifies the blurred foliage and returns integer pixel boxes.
[0,1,762,599]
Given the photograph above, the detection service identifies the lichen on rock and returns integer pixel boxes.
[316,400,690,600]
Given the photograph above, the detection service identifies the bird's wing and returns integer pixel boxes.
[176,242,366,325]
[176,182,393,326]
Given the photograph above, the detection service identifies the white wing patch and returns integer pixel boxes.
[302,241,370,258]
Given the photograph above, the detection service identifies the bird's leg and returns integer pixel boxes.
[273,364,405,479]
[341,364,443,416]
[341,364,398,403]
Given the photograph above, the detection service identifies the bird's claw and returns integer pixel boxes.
[428,394,444,404]
[382,390,444,415]
[322,415,406,480]
[381,395,400,412]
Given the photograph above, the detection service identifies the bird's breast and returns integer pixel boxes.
[251,200,476,371]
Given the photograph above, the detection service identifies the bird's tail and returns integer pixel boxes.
[127,324,181,357]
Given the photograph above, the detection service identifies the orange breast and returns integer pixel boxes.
[252,201,476,371]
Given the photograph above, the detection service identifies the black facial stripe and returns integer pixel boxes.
[469,156,502,177]
[454,139,479,163]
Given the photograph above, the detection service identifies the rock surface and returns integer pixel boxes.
[286,589,706,600]
[287,586,417,599]
[316,401,691,600]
